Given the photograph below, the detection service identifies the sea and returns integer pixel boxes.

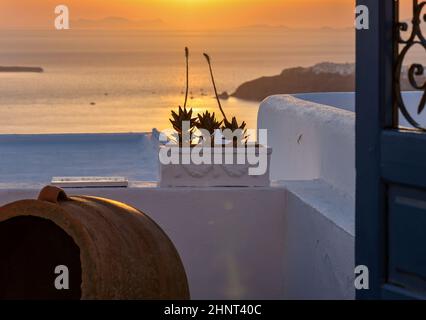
[0,28,355,134]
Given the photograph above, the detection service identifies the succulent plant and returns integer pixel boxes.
[204,52,249,146]
[196,111,223,135]
[223,116,246,131]
[169,47,196,145]
[168,49,249,147]
[222,116,248,146]
[184,47,189,109]
[170,106,197,145]
[203,53,228,122]
[195,111,223,146]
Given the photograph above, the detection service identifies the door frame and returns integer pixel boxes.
[355,0,394,300]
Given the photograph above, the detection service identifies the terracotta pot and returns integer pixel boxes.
[0,186,189,300]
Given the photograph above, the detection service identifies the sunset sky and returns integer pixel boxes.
[0,0,359,30]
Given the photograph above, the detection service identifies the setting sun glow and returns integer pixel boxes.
[0,0,358,30]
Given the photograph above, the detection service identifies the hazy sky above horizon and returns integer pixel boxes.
[0,0,361,30]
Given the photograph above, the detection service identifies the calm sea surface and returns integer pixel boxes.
[0,28,355,134]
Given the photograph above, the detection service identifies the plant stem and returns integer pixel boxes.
[204,53,228,122]
[184,47,189,108]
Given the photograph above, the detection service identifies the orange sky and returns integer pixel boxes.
[0,0,415,30]
[0,0,362,30]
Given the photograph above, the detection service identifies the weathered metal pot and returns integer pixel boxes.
[0,186,189,300]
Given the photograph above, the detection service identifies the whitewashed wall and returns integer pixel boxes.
[0,93,362,300]
[259,94,355,197]
[0,186,287,300]
[259,94,356,299]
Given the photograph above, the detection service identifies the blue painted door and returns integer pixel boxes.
[356,0,426,299]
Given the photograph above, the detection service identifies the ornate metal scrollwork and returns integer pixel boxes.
[395,0,426,130]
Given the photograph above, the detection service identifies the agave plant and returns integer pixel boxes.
[195,111,223,146]
[203,52,248,145]
[203,53,228,122]
[169,47,196,145]
[222,116,248,146]
[170,106,197,146]
[183,47,189,109]
[196,111,222,135]
[223,116,247,132]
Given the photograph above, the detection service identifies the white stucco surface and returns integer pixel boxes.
[258,94,356,299]
[0,181,355,300]
[293,92,355,112]
[258,94,355,197]
[294,91,424,129]
[279,180,355,299]
[0,186,287,300]
[0,92,366,300]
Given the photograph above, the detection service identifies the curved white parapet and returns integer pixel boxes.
[258,94,355,198]
[258,94,356,299]
[293,92,355,112]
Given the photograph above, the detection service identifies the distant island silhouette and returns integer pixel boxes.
[72,17,165,30]
[230,63,355,102]
[229,62,421,102]
[0,66,43,73]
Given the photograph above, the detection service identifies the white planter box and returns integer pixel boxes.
[159,146,272,187]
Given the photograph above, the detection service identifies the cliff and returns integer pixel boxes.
[231,62,423,102]
[0,66,44,73]
[232,63,355,102]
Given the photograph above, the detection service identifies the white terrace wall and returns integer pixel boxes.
[259,94,356,299]
[0,186,287,300]
[259,94,355,197]
[0,93,359,300]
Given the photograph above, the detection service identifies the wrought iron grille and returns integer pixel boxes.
[394,0,426,130]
